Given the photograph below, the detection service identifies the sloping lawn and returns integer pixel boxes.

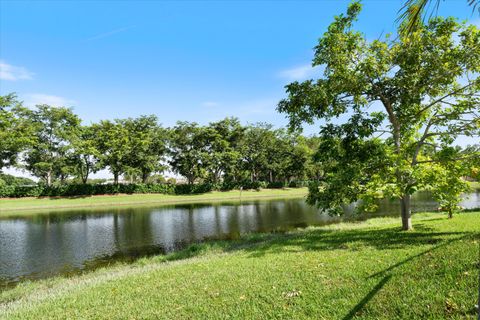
[1,212,479,319]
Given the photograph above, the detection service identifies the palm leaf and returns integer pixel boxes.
[398,0,480,35]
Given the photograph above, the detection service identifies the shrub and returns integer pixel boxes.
[0,179,305,198]
[267,181,285,189]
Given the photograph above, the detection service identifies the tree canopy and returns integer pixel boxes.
[278,2,480,230]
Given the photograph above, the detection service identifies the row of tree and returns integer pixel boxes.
[0,94,321,187]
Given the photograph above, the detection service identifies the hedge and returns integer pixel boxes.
[0,181,309,198]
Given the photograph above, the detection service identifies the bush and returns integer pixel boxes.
[267,181,286,189]
[0,179,306,198]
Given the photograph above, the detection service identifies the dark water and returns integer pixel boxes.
[1,190,479,286]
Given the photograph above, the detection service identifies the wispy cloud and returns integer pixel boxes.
[86,26,134,41]
[0,61,34,81]
[24,94,76,107]
[278,64,323,81]
[202,101,219,107]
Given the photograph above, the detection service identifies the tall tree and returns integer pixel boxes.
[240,123,277,182]
[276,131,310,183]
[121,115,167,183]
[203,117,244,183]
[70,125,100,184]
[91,120,130,184]
[24,105,81,186]
[278,2,480,230]
[168,122,208,185]
[0,94,35,171]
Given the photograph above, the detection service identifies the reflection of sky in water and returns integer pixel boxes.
[1,191,479,285]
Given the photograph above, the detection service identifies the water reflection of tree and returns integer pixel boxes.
[113,208,154,252]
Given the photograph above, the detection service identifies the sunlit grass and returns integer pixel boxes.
[1,211,479,319]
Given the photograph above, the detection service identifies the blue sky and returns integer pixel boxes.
[1,0,477,134]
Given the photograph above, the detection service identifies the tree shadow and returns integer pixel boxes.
[229,225,470,259]
[39,194,94,200]
[366,234,470,279]
[342,275,392,320]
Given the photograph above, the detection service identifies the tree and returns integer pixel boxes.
[203,117,244,183]
[0,94,35,171]
[303,136,324,181]
[240,123,277,182]
[91,120,130,184]
[429,144,480,218]
[121,115,167,183]
[70,125,100,184]
[278,2,480,230]
[276,131,310,183]
[24,105,81,186]
[168,122,208,185]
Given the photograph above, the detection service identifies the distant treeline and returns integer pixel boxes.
[0,180,312,198]
[1,94,322,193]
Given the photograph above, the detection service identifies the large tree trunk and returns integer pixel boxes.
[46,171,52,187]
[82,172,88,184]
[113,172,119,185]
[81,166,89,184]
[400,194,412,231]
[142,171,149,184]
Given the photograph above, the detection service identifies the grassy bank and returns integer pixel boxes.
[1,211,479,319]
[0,188,307,217]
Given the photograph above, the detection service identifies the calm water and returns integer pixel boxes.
[1,190,479,286]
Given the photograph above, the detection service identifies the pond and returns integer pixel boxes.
[1,190,479,287]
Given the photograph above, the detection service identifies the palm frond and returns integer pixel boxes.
[398,0,480,35]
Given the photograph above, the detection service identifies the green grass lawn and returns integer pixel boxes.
[0,188,307,217]
[1,211,479,319]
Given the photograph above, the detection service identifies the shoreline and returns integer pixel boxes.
[2,211,478,319]
[0,188,308,217]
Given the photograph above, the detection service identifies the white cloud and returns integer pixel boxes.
[86,26,134,41]
[278,64,323,81]
[0,61,34,81]
[24,94,76,107]
[201,101,219,107]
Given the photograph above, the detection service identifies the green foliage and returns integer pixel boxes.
[0,180,310,198]
[168,122,210,185]
[69,125,101,184]
[0,173,36,186]
[203,117,244,183]
[398,0,480,35]
[278,2,480,228]
[0,94,35,170]
[24,105,81,186]
[121,115,167,183]
[1,96,321,196]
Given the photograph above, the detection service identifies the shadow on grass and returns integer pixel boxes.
[230,226,469,259]
[38,194,94,200]
[367,234,471,279]
[342,275,392,320]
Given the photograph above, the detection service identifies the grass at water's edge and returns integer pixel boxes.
[0,188,307,217]
[470,181,480,190]
[1,211,479,319]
